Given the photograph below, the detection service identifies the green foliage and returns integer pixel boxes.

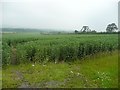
[2,33,118,65]
[26,46,36,62]
[2,51,118,88]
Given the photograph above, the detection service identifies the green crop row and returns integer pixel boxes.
[2,34,118,65]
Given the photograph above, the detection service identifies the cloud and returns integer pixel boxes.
[1,0,119,31]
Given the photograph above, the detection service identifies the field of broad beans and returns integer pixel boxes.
[2,33,119,88]
[2,33,118,65]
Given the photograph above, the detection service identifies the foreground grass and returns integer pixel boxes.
[2,51,118,88]
[0,70,2,89]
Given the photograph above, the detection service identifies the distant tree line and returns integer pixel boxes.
[75,23,118,34]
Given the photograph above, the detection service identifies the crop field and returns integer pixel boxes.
[2,33,119,88]
[2,33,118,65]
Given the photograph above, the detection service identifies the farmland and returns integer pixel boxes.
[2,33,119,88]
[2,33,118,65]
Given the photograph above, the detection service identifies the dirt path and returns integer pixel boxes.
[14,71,31,88]
[13,68,98,88]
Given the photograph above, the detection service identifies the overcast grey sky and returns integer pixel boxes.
[1,0,119,31]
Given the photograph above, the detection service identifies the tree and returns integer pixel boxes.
[91,30,96,33]
[106,23,118,33]
[75,30,79,33]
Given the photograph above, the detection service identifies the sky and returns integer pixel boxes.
[118,1,120,31]
[1,0,119,32]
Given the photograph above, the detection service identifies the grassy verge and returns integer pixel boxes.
[2,51,118,88]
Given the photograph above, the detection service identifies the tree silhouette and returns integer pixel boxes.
[75,30,79,33]
[106,23,118,33]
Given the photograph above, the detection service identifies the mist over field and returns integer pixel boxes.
[1,0,119,32]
